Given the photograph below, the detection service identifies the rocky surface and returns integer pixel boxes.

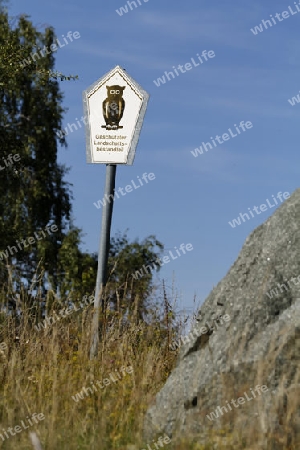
[144,188,300,448]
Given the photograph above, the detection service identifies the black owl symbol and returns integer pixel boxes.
[102,85,126,130]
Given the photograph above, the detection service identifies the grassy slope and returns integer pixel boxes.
[0,289,298,450]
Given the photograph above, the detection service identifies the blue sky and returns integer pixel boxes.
[9,0,300,312]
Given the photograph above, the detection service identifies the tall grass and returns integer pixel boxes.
[0,278,189,449]
[0,279,298,449]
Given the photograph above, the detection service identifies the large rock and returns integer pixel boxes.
[144,189,300,449]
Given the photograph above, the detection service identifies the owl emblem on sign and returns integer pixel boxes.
[102,85,126,130]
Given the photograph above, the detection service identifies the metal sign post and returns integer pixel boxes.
[83,66,149,358]
[90,163,116,358]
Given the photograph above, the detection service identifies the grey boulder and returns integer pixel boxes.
[144,188,300,448]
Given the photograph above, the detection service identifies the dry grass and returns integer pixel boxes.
[0,284,186,450]
[0,285,299,449]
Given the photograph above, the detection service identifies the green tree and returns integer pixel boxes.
[56,227,98,301]
[0,4,76,293]
[105,231,164,322]
[56,230,164,317]
[0,1,77,84]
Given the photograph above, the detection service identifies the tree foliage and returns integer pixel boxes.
[105,231,164,321]
[56,227,98,301]
[0,4,76,290]
[0,2,78,84]
[56,230,164,322]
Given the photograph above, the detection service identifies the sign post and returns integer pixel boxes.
[82,66,149,358]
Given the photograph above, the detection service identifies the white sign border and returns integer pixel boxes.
[83,65,149,166]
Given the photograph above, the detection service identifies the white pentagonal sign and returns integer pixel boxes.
[83,66,149,165]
